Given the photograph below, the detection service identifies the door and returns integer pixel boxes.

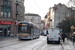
[4,25,7,37]
[0,25,10,37]
[4,29,7,36]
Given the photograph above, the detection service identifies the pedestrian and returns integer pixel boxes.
[61,32,65,42]
[69,33,72,40]
[46,31,48,34]
[72,32,75,45]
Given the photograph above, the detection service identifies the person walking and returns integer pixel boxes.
[61,32,65,42]
[72,32,75,45]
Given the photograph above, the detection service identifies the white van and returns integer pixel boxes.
[47,28,60,44]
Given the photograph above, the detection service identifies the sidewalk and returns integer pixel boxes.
[63,38,75,50]
[0,37,17,41]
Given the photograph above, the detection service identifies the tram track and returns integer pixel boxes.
[33,39,65,50]
[0,38,43,48]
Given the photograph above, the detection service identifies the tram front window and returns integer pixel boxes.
[19,27,27,33]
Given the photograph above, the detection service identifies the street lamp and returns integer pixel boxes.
[64,19,65,33]
[64,12,66,33]
[67,15,69,33]
[50,19,52,28]
[70,6,74,34]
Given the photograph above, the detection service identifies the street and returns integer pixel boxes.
[0,36,75,50]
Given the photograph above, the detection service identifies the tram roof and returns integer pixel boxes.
[19,21,39,28]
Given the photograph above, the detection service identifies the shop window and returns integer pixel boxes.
[8,25,10,36]
[0,25,3,36]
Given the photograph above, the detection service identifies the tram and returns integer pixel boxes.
[18,21,40,40]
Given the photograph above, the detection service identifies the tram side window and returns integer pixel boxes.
[34,28,36,34]
[31,28,34,33]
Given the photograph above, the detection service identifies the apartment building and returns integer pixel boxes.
[0,0,25,37]
[25,13,41,28]
[44,8,51,29]
[50,3,71,28]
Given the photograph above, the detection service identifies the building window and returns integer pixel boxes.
[29,16,32,19]
[8,1,11,6]
[4,12,7,18]
[36,17,38,20]
[1,0,11,18]
[8,12,11,18]
[1,6,4,10]
[25,16,27,19]
[36,21,38,23]
[5,7,8,9]
[5,0,8,5]
[1,0,3,5]
[1,11,3,17]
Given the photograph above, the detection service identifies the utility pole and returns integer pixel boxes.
[70,6,73,34]
[64,12,66,33]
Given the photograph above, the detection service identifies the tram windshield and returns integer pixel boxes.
[18,24,28,33]
[19,27,27,33]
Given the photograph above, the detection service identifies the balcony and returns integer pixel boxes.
[16,0,21,2]
[16,0,21,5]
[16,0,24,6]
[16,9,22,17]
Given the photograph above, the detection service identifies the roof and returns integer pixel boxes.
[44,14,47,18]
[25,13,41,17]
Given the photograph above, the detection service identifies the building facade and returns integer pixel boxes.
[44,8,51,30]
[25,13,41,28]
[49,3,71,28]
[41,20,44,30]
[0,0,25,37]
[44,3,72,29]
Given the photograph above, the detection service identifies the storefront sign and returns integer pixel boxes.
[0,21,13,24]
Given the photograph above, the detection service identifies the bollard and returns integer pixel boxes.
[72,37,74,46]
[60,40,63,46]
[60,39,64,50]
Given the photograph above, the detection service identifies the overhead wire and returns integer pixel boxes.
[34,0,44,14]
[25,0,39,14]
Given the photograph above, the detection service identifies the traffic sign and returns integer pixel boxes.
[71,25,75,29]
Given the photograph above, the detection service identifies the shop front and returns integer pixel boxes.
[0,21,13,37]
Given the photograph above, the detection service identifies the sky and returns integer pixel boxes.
[24,0,69,20]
